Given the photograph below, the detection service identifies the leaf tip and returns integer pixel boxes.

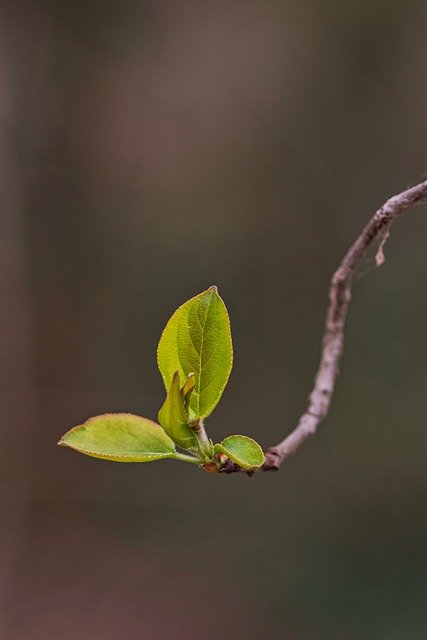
[57,433,70,447]
[208,285,218,294]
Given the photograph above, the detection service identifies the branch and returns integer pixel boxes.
[262,180,427,470]
[222,180,427,474]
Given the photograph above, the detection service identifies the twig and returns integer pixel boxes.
[223,181,427,474]
[258,180,427,471]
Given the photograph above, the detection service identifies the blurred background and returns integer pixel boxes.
[1,1,427,638]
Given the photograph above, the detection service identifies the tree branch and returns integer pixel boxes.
[261,180,427,471]
[222,180,427,474]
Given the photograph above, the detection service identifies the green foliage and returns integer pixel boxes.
[59,414,177,462]
[157,286,233,420]
[59,288,264,473]
[158,372,197,450]
[214,436,265,470]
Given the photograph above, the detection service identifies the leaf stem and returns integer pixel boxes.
[191,420,214,461]
[173,452,202,465]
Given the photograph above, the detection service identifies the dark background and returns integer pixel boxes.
[1,2,427,638]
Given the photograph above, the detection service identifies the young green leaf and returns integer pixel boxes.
[157,286,233,420]
[181,372,196,400]
[214,435,265,470]
[58,413,178,462]
[158,371,197,450]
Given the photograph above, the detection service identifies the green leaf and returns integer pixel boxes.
[181,372,196,399]
[214,435,265,470]
[58,413,177,462]
[158,371,197,450]
[157,286,233,420]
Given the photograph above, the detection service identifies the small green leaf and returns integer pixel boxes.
[157,286,233,420]
[181,372,196,413]
[214,435,265,470]
[158,371,197,450]
[58,413,177,462]
[181,372,196,398]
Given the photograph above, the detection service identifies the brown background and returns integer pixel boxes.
[1,1,427,638]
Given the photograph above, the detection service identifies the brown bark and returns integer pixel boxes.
[262,180,427,470]
[221,180,427,474]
